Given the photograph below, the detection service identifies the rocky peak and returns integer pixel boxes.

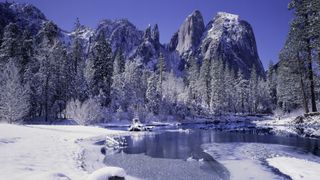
[152,24,159,42]
[95,19,143,56]
[201,12,265,77]
[143,24,152,41]
[174,10,205,55]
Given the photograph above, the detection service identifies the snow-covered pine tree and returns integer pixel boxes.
[199,58,211,108]
[70,18,88,101]
[123,60,146,114]
[20,29,34,84]
[0,23,22,67]
[210,58,226,114]
[72,18,82,74]
[51,42,69,119]
[249,65,258,113]
[235,69,249,114]
[186,56,199,104]
[90,30,113,106]
[113,48,125,76]
[146,73,160,115]
[156,53,165,96]
[33,21,59,121]
[224,65,237,113]
[288,0,320,112]
[0,61,30,123]
[267,60,277,109]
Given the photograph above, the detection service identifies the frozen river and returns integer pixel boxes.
[101,125,320,179]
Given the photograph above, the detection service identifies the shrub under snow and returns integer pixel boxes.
[65,98,102,125]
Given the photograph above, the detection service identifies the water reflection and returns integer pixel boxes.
[123,130,320,158]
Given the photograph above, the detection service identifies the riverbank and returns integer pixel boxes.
[254,114,320,138]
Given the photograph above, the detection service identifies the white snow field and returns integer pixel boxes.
[202,143,320,180]
[267,157,320,180]
[0,124,135,180]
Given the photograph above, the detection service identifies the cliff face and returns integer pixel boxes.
[172,10,205,56]
[171,11,265,77]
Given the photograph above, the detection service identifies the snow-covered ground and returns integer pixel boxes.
[202,143,320,180]
[254,110,320,138]
[0,124,135,180]
[267,157,320,180]
[1,122,320,180]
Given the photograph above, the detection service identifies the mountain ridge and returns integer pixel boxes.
[0,2,265,77]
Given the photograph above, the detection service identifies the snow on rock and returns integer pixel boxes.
[175,10,205,55]
[200,11,265,77]
[267,157,320,180]
[86,166,126,180]
[128,118,151,131]
[0,124,128,180]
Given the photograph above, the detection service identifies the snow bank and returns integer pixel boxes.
[0,124,128,180]
[254,113,320,138]
[267,157,320,180]
[86,166,126,180]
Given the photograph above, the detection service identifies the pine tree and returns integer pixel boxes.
[113,48,125,75]
[210,58,226,114]
[20,29,34,83]
[90,30,113,106]
[224,65,237,113]
[0,23,22,66]
[235,70,249,114]
[199,58,211,108]
[187,56,199,104]
[146,73,160,114]
[0,61,30,123]
[72,18,83,74]
[289,0,320,112]
[33,21,59,121]
[249,65,258,113]
[267,61,277,109]
[156,53,165,96]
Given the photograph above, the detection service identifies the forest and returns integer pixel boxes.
[0,0,319,125]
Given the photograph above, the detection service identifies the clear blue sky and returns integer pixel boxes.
[11,0,293,69]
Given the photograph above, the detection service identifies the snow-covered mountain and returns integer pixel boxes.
[170,11,265,77]
[0,2,265,77]
[201,12,264,77]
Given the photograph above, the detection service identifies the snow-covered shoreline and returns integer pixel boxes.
[267,157,320,180]
[254,114,320,138]
[0,124,131,180]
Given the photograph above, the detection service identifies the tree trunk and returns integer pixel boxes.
[45,75,49,122]
[307,39,317,112]
[300,75,309,113]
[297,52,309,113]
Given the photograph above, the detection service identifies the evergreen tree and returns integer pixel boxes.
[235,70,249,113]
[90,30,113,106]
[146,73,160,114]
[198,58,211,108]
[0,23,22,66]
[210,58,226,114]
[187,56,199,104]
[249,65,258,113]
[288,0,320,112]
[113,48,125,75]
[72,18,83,74]
[224,65,237,113]
[156,53,165,96]
[267,61,277,108]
